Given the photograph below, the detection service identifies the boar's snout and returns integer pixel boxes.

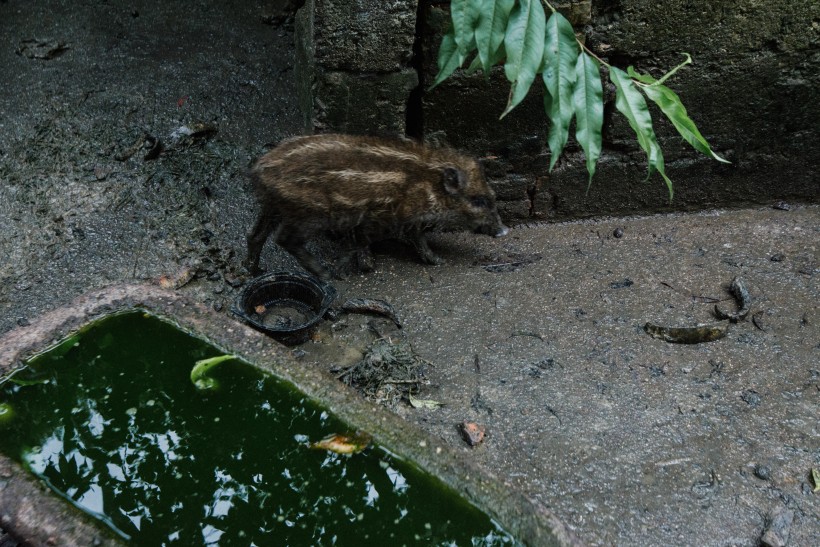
[474,218,509,238]
[493,224,510,237]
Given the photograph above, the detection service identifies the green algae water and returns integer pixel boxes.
[0,312,514,546]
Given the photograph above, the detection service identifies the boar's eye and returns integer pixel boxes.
[469,196,491,209]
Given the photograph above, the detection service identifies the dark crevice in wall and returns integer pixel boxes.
[405,0,427,139]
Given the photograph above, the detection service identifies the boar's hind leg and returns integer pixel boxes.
[246,214,280,275]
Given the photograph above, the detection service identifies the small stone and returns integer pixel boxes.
[770,253,785,262]
[613,227,624,238]
[741,390,761,407]
[16,317,30,327]
[224,274,243,288]
[772,201,791,211]
[760,507,794,547]
[212,300,224,312]
[459,420,486,447]
[754,464,771,481]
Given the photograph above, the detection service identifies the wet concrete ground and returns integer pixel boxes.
[1,1,818,545]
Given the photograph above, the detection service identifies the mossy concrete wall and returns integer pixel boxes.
[295,0,419,135]
[296,0,819,221]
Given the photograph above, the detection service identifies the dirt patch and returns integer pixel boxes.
[0,1,818,546]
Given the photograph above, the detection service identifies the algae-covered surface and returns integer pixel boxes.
[0,1,818,545]
[0,311,514,545]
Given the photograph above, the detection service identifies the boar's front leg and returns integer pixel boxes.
[278,228,331,280]
[246,214,281,275]
[409,230,443,266]
[334,229,376,278]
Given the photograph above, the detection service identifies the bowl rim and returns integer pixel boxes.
[232,271,336,336]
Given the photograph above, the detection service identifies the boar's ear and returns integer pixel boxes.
[441,167,467,195]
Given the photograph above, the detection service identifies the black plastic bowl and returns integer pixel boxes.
[232,272,336,345]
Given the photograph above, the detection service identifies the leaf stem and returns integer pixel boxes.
[654,53,692,85]
[542,1,610,69]
[577,40,608,67]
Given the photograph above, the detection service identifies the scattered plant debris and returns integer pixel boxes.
[16,39,69,60]
[476,251,542,273]
[115,133,163,161]
[158,266,196,289]
[310,431,372,455]
[409,394,444,409]
[644,322,728,344]
[341,298,401,328]
[336,338,430,407]
[660,281,720,303]
[714,276,752,322]
[752,311,769,332]
[170,122,218,143]
[142,134,163,160]
[812,468,820,493]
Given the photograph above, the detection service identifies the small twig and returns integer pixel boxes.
[661,282,721,304]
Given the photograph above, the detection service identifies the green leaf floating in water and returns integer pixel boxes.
[0,402,15,427]
[191,354,237,392]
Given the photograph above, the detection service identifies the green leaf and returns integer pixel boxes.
[501,0,546,118]
[542,11,580,170]
[573,52,603,187]
[465,44,505,76]
[475,0,514,75]
[656,52,692,85]
[627,59,727,163]
[0,402,15,427]
[430,31,462,90]
[610,66,674,200]
[191,354,236,392]
[626,65,657,85]
[451,0,482,56]
[627,53,692,86]
[636,84,730,164]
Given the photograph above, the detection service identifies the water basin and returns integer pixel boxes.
[0,311,515,545]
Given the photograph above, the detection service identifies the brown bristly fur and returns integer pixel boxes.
[246,134,508,278]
